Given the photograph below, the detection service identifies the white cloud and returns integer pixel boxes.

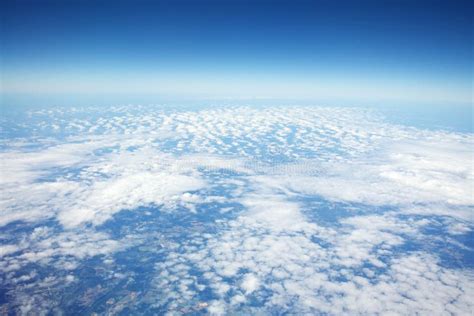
[1,105,473,314]
[241,273,260,294]
[446,221,472,235]
[58,172,205,228]
[0,142,208,228]
[250,138,473,215]
[0,244,20,258]
[149,203,473,314]
[208,300,226,316]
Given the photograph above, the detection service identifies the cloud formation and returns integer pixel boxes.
[0,105,472,314]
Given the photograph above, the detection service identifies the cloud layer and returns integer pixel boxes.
[0,105,472,315]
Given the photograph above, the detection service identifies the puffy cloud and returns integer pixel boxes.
[0,143,208,228]
[148,200,473,314]
[241,273,260,294]
[58,172,205,228]
[249,138,473,214]
[0,244,19,258]
[1,105,472,315]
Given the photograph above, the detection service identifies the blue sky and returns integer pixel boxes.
[1,0,472,104]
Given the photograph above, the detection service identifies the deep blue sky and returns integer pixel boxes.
[1,0,472,103]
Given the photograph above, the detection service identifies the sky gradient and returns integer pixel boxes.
[1,0,472,104]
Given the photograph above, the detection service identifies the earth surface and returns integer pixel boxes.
[0,104,472,315]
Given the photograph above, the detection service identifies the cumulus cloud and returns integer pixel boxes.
[57,172,205,228]
[149,200,473,314]
[0,143,208,228]
[250,138,473,212]
[241,273,260,294]
[1,105,472,314]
